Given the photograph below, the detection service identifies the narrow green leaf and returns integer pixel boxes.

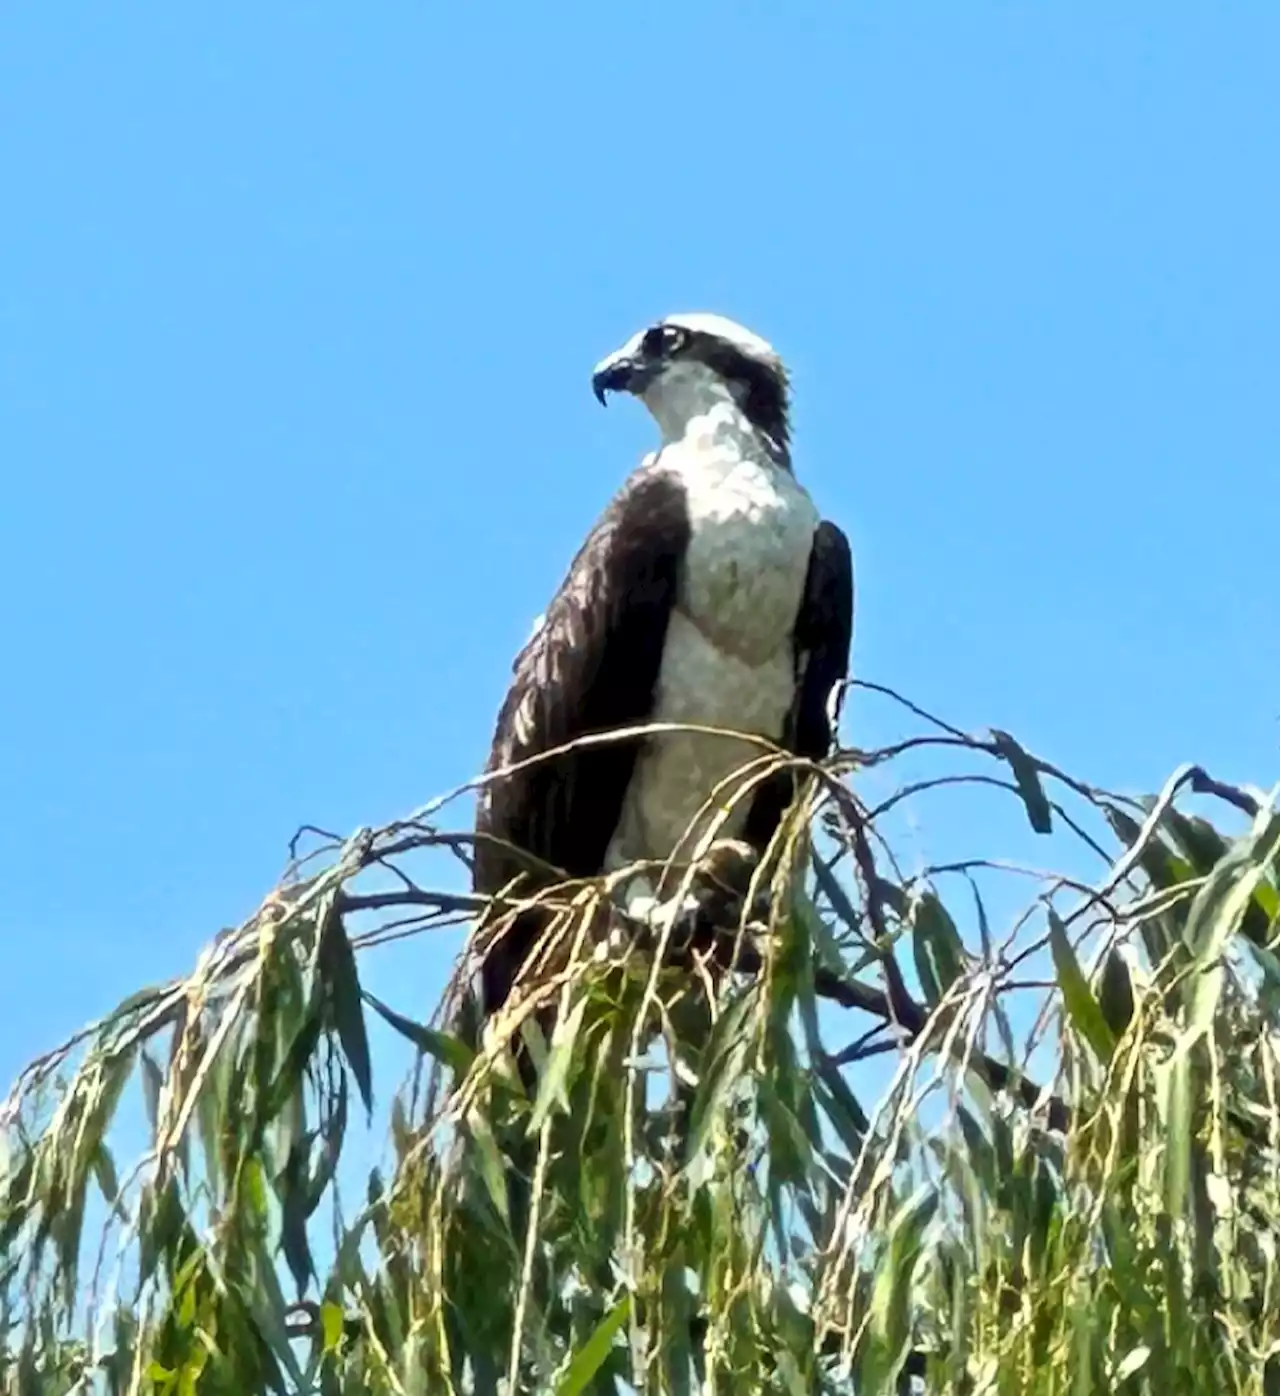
[911,918,941,1007]
[319,1301,344,1354]
[863,1188,938,1391]
[0,1152,35,1252]
[814,1057,869,1156]
[555,1294,631,1396]
[363,992,475,1077]
[279,1138,314,1298]
[140,1050,164,1137]
[1104,805,1194,890]
[911,891,965,1006]
[1163,810,1228,875]
[955,1107,997,1197]
[94,1143,123,1215]
[1182,839,1266,958]
[1048,910,1116,1063]
[941,1134,988,1274]
[990,729,1053,834]
[968,874,993,959]
[1182,815,1280,1018]
[467,1112,511,1227]
[1097,949,1134,1038]
[662,1260,696,1396]
[243,1234,308,1390]
[318,900,373,1115]
[1182,820,1280,1040]
[304,1077,348,1217]
[812,853,862,934]
[686,988,757,1165]
[529,994,588,1134]
[760,1076,811,1186]
[1162,1049,1193,1220]
[263,1010,325,1135]
[138,1177,186,1288]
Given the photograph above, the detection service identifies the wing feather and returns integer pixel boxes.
[473,466,690,1014]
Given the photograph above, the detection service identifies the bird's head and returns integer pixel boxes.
[591,312,791,457]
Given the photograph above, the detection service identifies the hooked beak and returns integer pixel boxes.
[591,352,639,407]
[591,328,662,407]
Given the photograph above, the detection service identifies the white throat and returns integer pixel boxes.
[640,362,777,464]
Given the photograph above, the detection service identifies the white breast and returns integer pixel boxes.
[605,440,818,881]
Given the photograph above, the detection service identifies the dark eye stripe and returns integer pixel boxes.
[642,324,690,358]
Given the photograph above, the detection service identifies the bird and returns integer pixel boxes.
[470,311,854,1044]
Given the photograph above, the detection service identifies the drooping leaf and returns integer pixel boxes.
[319,1300,344,1355]
[814,1057,869,1157]
[467,1111,511,1228]
[1103,805,1194,891]
[363,993,475,1076]
[140,1050,164,1137]
[278,1134,315,1298]
[303,1076,348,1218]
[862,1187,938,1392]
[93,1143,123,1218]
[685,988,757,1166]
[1097,949,1135,1038]
[990,729,1053,834]
[1048,910,1116,1064]
[1163,809,1229,875]
[242,1231,307,1391]
[317,898,373,1115]
[529,994,588,1134]
[911,891,965,1007]
[760,1076,810,1186]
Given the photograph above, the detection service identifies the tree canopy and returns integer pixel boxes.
[3,679,1278,1395]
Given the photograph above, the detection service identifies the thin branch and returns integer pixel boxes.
[848,679,972,741]
[809,963,1071,1133]
[339,889,482,916]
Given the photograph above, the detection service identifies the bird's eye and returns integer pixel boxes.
[642,324,689,358]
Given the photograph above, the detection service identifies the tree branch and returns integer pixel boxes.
[808,963,1071,1134]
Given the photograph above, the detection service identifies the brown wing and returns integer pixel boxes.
[473,465,690,1015]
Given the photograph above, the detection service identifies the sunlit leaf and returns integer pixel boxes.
[1048,910,1116,1063]
[1115,1344,1151,1380]
[863,1188,938,1391]
[555,1293,631,1396]
[363,992,475,1076]
[319,1300,344,1355]
[911,891,965,1006]
[529,994,588,1133]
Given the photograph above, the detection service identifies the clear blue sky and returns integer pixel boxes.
[2,4,1277,1101]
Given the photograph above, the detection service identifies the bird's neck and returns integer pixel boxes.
[642,366,792,472]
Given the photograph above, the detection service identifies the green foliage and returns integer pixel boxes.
[2,684,1278,1393]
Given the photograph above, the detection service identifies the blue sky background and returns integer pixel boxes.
[1,4,1277,1125]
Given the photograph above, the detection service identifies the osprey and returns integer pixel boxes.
[473,312,854,1022]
